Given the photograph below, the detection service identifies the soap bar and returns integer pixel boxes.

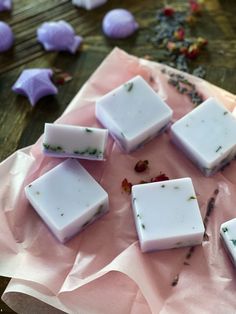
[131,178,204,253]
[171,97,236,176]
[220,218,236,267]
[42,123,108,160]
[72,0,107,10]
[96,75,173,152]
[25,159,109,243]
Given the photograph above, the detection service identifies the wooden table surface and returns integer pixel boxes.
[0,0,236,312]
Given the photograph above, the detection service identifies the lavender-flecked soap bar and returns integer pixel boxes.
[171,97,236,176]
[95,75,173,152]
[132,178,204,253]
[220,218,236,267]
[43,123,108,160]
[25,159,109,243]
[72,0,107,10]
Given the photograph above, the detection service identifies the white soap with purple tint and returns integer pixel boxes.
[131,178,204,253]
[171,97,236,176]
[25,159,109,243]
[72,0,107,10]
[95,75,173,152]
[220,218,236,267]
[43,123,108,160]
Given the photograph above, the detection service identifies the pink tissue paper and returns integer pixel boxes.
[1,48,236,314]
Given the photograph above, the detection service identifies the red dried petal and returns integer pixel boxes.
[186,44,200,59]
[121,178,132,194]
[189,0,202,15]
[150,173,169,182]
[174,28,185,41]
[163,6,175,17]
[134,160,149,173]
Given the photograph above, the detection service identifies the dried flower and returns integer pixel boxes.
[121,178,132,194]
[150,173,169,182]
[134,160,149,173]
[163,6,175,17]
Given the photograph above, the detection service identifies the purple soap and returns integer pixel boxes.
[37,20,83,54]
[0,0,12,11]
[12,69,58,106]
[0,21,14,52]
[102,9,139,39]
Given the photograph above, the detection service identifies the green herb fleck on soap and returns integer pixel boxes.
[188,196,196,201]
[60,213,64,217]
[28,184,32,188]
[223,111,228,115]
[222,227,228,233]
[36,191,40,195]
[85,128,93,133]
[215,146,222,153]
[124,82,133,92]
[141,223,145,229]
[174,186,179,189]
[43,143,50,149]
[137,214,141,219]
[231,239,236,246]
[161,184,165,188]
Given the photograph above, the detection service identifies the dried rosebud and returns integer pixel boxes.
[189,0,202,15]
[174,28,185,41]
[134,160,149,172]
[150,173,169,182]
[186,44,200,59]
[167,41,177,51]
[121,178,132,194]
[163,6,175,17]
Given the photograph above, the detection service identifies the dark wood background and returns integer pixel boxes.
[0,0,236,312]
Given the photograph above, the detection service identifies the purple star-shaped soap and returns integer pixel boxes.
[0,0,12,11]
[12,69,58,106]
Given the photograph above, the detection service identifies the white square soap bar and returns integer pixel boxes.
[72,0,107,10]
[42,123,108,160]
[95,75,173,152]
[131,178,204,253]
[220,218,236,267]
[171,97,236,176]
[25,159,109,243]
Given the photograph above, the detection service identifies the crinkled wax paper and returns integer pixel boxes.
[1,48,236,314]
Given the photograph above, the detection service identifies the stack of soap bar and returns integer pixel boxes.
[171,97,236,176]
[25,159,109,243]
[42,123,108,160]
[131,178,204,253]
[72,0,107,10]
[220,218,236,267]
[95,75,173,152]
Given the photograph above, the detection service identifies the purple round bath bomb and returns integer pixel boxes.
[102,9,139,39]
[0,21,14,52]
[37,20,83,54]
[0,0,12,12]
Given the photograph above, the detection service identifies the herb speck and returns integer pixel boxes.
[188,196,196,201]
[215,146,222,152]
[222,227,228,233]
[61,213,64,217]
[28,184,32,188]
[231,239,236,246]
[141,223,145,229]
[161,184,165,188]
[223,111,228,115]
[85,128,93,133]
[124,82,134,92]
